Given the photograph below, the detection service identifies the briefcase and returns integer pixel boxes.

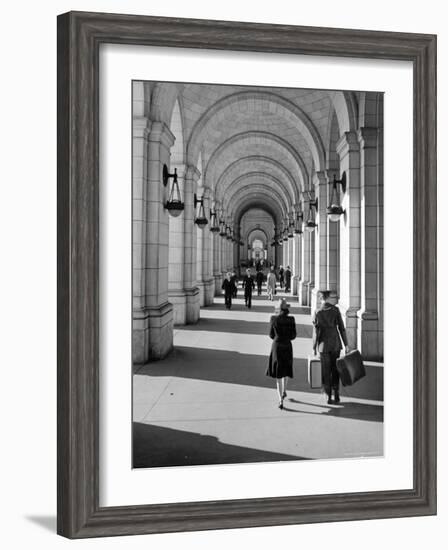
[336,350,366,386]
[307,356,322,389]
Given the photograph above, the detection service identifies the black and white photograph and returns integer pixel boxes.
[132,81,384,468]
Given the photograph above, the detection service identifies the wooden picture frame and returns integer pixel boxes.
[57,11,437,538]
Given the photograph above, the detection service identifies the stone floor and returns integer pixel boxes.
[133,289,384,468]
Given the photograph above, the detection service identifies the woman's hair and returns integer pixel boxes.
[319,290,331,301]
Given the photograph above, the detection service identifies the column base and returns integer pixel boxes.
[197,279,215,307]
[214,273,222,296]
[298,280,309,306]
[292,275,300,296]
[339,304,359,350]
[310,287,320,314]
[306,282,314,308]
[357,310,383,361]
[185,287,200,324]
[133,301,173,363]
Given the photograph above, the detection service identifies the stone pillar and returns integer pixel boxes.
[292,233,301,295]
[183,165,201,323]
[307,229,315,306]
[357,127,383,360]
[213,231,222,295]
[298,207,310,306]
[288,235,294,271]
[326,169,340,294]
[337,131,361,349]
[168,163,188,325]
[133,120,174,363]
[311,171,329,311]
[201,188,215,305]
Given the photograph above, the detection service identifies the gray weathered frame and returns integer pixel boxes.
[57,10,437,539]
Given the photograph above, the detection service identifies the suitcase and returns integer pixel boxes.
[307,356,322,389]
[336,350,366,386]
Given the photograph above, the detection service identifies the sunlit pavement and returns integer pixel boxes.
[133,289,384,468]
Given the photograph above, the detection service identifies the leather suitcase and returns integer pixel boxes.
[307,356,322,389]
[336,350,366,386]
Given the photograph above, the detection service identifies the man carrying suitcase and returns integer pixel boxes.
[312,290,349,404]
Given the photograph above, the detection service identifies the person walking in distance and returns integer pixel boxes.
[284,266,292,293]
[256,269,264,296]
[266,266,277,301]
[278,265,284,289]
[312,290,349,404]
[242,268,255,308]
[266,299,297,409]
[231,270,238,299]
[221,272,236,310]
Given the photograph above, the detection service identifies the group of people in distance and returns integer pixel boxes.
[221,265,293,309]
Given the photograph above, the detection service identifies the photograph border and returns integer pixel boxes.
[57,10,437,538]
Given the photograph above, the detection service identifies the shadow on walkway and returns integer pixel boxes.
[206,300,310,315]
[133,422,309,468]
[135,347,383,404]
[285,398,383,423]
[178,317,313,338]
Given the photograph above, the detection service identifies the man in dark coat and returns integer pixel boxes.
[284,266,292,293]
[222,272,236,309]
[242,268,256,308]
[278,265,284,289]
[312,290,349,404]
[255,269,264,296]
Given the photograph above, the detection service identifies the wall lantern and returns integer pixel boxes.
[209,208,220,233]
[327,172,346,222]
[194,193,208,229]
[294,209,303,234]
[239,239,244,246]
[219,218,226,237]
[162,164,184,217]
[226,226,233,241]
[305,197,318,232]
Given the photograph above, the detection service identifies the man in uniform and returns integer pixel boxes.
[242,268,256,308]
[312,290,349,404]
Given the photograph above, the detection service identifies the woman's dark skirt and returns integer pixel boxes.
[266,340,294,379]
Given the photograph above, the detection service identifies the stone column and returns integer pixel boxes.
[311,171,329,311]
[298,202,310,306]
[213,231,222,294]
[307,229,315,306]
[133,120,175,363]
[168,162,188,325]
[201,188,215,305]
[337,131,361,349]
[357,127,383,360]
[292,233,301,295]
[326,169,340,294]
[183,165,201,324]
[288,235,294,270]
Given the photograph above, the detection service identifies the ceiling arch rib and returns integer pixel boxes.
[228,189,287,221]
[328,91,358,135]
[222,173,291,215]
[245,228,272,245]
[215,155,298,205]
[205,131,309,192]
[187,90,326,171]
[229,190,286,227]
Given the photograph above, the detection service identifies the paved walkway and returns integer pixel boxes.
[133,290,383,468]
